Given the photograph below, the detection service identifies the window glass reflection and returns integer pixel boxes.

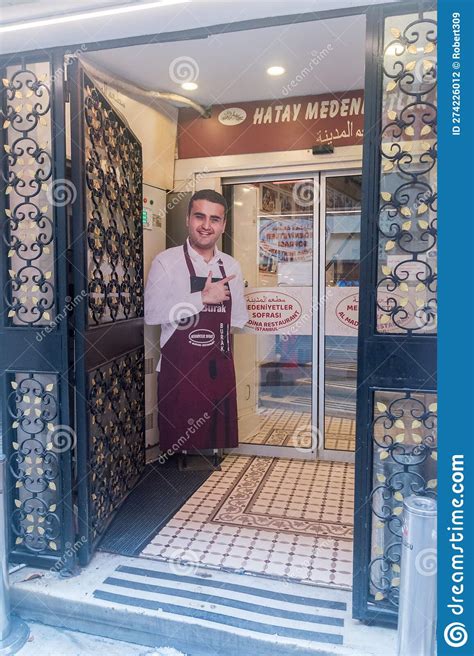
[324,175,362,452]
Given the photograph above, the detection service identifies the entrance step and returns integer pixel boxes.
[11,552,396,656]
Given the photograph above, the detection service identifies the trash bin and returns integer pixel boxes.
[397,495,437,656]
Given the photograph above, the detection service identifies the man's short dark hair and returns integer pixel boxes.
[187,189,228,217]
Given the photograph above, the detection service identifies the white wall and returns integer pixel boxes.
[174,144,363,193]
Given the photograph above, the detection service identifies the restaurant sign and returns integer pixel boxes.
[244,288,312,335]
[177,90,364,159]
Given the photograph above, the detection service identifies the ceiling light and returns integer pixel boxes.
[0,0,190,34]
[267,66,286,77]
[181,82,198,91]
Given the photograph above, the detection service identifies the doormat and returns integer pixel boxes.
[97,457,213,557]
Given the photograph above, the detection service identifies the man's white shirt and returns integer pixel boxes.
[144,238,249,371]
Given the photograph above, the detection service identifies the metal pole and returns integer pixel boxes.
[0,455,29,654]
[397,495,437,656]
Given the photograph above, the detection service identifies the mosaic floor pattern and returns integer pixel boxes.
[140,455,354,588]
[240,408,356,452]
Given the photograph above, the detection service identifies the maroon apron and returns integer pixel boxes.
[157,242,238,452]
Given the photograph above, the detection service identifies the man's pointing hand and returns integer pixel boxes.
[201,271,236,305]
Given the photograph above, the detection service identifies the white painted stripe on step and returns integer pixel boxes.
[133,557,351,605]
[96,581,343,636]
[108,570,347,619]
[91,589,347,654]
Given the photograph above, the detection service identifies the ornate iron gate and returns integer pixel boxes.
[0,53,76,569]
[353,2,437,624]
[68,61,145,565]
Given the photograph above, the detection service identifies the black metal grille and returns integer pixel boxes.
[376,14,437,334]
[83,74,143,325]
[368,390,437,607]
[87,347,145,546]
[2,62,56,326]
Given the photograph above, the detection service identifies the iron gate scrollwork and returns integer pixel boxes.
[88,348,145,544]
[83,77,143,325]
[0,54,75,568]
[69,62,145,565]
[353,2,437,625]
[2,63,56,327]
[369,391,437,607]
[376,14,437,335]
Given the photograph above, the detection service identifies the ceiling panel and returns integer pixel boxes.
[0,0,396,56]
[85,15,366,105]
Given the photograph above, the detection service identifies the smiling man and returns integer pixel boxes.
[144,189,249,466]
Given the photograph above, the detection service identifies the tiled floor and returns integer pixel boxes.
[241,408,356,452]
[241,409,313,448]
[140,455,354,588]
[324,416,356,451]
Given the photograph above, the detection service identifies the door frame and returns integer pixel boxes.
[0,51,77,571]
[223,168,362,463]
[318,169,362,464]
[0,4,436,621]
[352,1,437,626]
[223,172,320,462]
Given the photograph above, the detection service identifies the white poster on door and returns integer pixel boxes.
[325,287,360,336]
[244,287,312,335]
[325,285,429,335]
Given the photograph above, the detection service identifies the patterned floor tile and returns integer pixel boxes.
[241,408,356,451]
[140,455,354,589]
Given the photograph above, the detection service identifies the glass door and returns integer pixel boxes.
[226,177,317,460]
[320,173,362,459]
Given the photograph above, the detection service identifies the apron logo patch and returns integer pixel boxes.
[188,329,215,347]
